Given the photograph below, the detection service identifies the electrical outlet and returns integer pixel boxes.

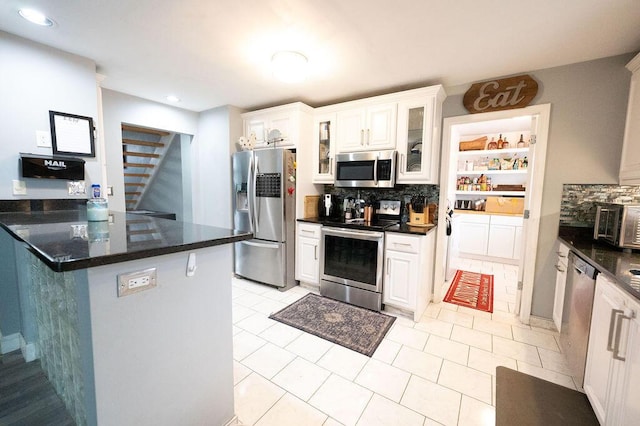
[118,268,157,297]
[36,130,52,148]
[12,180,26,195]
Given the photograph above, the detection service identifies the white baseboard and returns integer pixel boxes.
[1,332,21,354]
[20,335,37,362]
[529,315,558,332]
[225,415,243,426]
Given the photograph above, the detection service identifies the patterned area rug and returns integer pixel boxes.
[444,270,494,313]
[269,293,396,357]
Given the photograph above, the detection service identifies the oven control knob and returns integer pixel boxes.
[391,205,398,211]
[383,204,388,209]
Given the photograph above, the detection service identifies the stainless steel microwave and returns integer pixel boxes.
[594,203,640,249]
[334,150,396,188]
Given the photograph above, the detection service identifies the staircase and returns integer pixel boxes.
[0,350,75,425]
[121,124,173,210]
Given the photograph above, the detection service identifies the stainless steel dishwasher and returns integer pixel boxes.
[560,251,598,388]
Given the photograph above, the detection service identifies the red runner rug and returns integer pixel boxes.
[444,270,494,313]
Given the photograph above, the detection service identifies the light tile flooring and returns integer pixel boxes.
[232,258,576,426]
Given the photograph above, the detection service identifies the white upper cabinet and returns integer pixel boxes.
[312,113,336,183]
[242,102,312,149]
[396,86,446,184]
[620,52,640,184]
[336,102,397,152]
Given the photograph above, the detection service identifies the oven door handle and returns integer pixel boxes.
[322,227,383,240]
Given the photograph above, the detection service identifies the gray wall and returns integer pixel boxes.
[443,53,634,318]
[0,31,102,199]
[192,106,243,228]
[100,89,199,213]
[139,134,187,221]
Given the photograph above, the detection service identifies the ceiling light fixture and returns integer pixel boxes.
[271,51,308,84]
[165,95,180,103]
[18,8,54,26]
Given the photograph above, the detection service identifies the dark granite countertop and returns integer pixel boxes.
[558,226,640,301]
[298,217,436,236]
[0,210,252,272]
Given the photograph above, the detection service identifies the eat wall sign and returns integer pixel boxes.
[463,74,538,114]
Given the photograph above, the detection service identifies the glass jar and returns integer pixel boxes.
[87,198,109,222]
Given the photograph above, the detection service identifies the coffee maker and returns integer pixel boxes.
[318,194,339,218]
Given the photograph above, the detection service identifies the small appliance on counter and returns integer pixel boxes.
[318,194,341,218]
[594,202,640,249]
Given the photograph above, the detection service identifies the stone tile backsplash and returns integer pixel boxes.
[560,184,640,227]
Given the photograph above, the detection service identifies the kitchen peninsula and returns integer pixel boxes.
[0,205,251,426]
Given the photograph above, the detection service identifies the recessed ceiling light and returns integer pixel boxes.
[271,51,308,84]
[18,8,54,27]
[165,95,180,103]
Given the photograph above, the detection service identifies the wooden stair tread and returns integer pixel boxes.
[124,173,150,177]
[122,151,160,158]
[124,162,155,168]
[124,182,146,186]
[121,124,170,136]
[125,191,142,196]
[122,138,165,148]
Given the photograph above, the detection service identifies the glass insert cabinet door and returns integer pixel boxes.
[313,114,336,184]
[404,107,425,174]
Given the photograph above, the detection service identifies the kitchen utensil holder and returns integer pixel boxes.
[408,204,430,226]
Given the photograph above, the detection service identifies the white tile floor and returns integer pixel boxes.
[231,258,577,426]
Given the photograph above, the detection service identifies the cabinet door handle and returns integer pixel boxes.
[386,258,390,275]
[301,229,315,234]
[554,264,565,273]
[366,129,370,145]
[360,129,364,146]
[314,246,318,260]
[556,251,567,258]
[607,309,624,352]
[613,309,636,361]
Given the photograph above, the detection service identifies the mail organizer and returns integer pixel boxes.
[20,153,85,180]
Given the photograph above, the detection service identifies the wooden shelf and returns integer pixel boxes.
[456,169,528,175]
[455,191,525,196]
[458,147,529,157]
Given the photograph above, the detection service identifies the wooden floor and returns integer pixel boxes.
[0,350,75,425]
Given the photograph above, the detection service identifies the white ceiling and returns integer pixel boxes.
[2,0,640,112]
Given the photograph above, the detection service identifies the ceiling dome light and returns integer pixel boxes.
[271,51,308,84]
[165,95,180,103]
[18,8,54,26]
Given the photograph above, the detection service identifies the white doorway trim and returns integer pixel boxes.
[433,104,551,324]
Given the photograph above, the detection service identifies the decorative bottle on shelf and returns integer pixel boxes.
[522,157,528,169]
[501,137,509,149]
[487,137,498,150]
[497,134,504,149]
[517,134,526,148]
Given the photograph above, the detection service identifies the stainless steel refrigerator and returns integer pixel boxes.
[232,148,297,290]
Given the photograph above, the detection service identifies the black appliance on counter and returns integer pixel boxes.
[318,194,342,218]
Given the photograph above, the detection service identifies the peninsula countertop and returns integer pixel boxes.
[558,226,640,301]
[298,217,437,236]
[0,209,252,272]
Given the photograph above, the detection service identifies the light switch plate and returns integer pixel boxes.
[36,130,52,148]
[12,180,26,195]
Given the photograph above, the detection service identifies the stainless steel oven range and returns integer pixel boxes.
[319,200,401,311]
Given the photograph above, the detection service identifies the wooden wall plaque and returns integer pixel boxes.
[463,74,538,114]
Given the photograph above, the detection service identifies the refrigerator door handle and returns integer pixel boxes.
[241,240,279,249]
[247,153,254,233]
[253,156,260,233]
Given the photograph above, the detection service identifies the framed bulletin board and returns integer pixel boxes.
[49,110,96,157]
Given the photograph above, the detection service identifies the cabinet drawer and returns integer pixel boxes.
[456,213,491,224]
[297,222,321,239]
[385,233,420,254]
[490,215,523,226]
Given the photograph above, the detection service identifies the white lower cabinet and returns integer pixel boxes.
[552,242,570,332]
[383,231,435,321]
[584,274,640,425]
[295,223,321,285]
[457,215,490,256]
[456,213,523,260]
